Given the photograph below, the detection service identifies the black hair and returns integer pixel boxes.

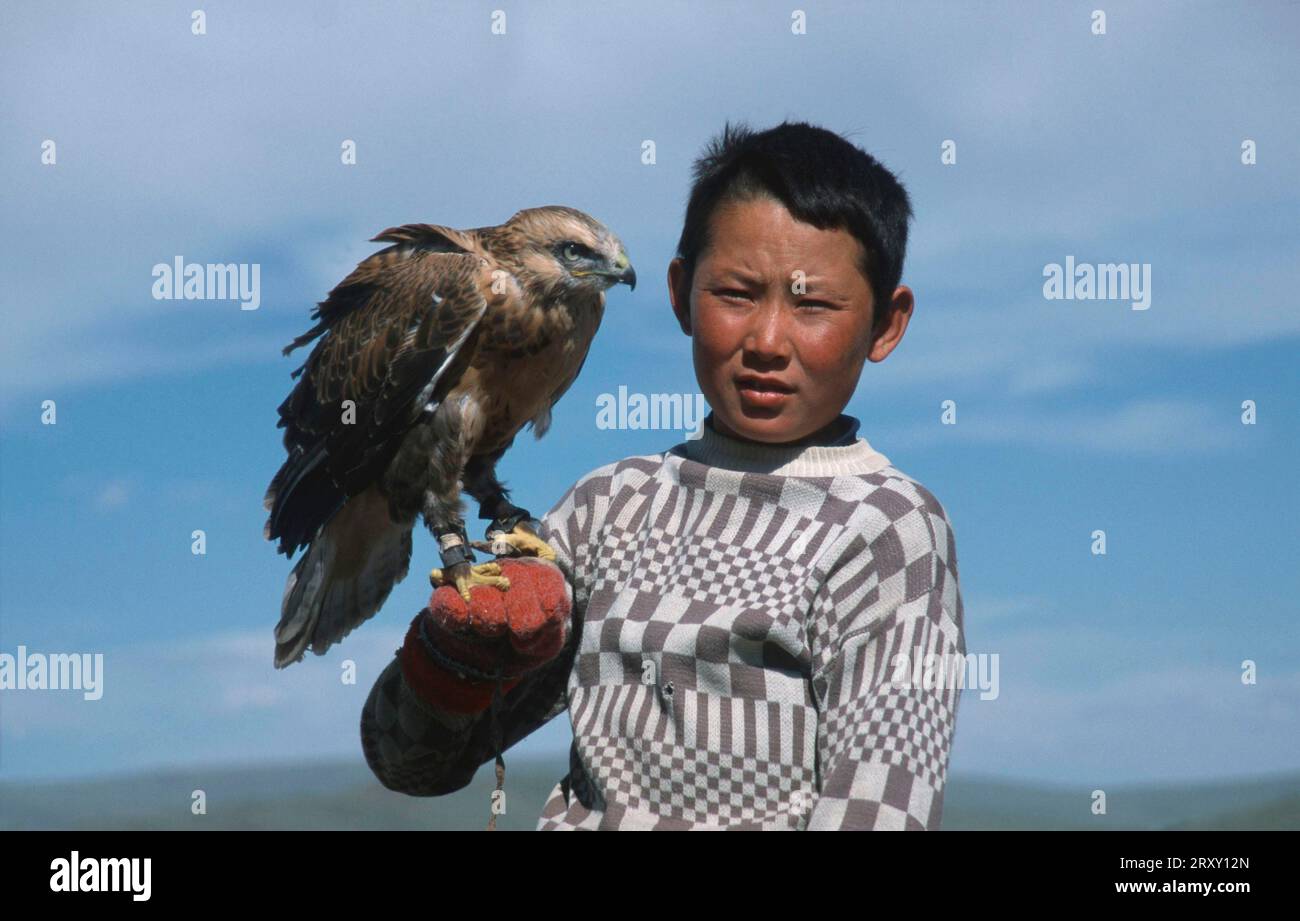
[674,120,913,331]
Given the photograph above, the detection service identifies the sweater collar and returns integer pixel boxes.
[680,411,891,477]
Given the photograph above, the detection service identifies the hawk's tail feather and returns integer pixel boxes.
[273,492,414,669]
[315,525,413,653]
[264,442,346,558]
[274,537,330,667]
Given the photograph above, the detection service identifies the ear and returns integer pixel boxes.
[868,285,914,362]
[667,258,692,335]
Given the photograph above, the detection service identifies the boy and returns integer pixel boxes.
[361,121,966,830]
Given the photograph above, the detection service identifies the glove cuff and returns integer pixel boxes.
[398,611,523,715]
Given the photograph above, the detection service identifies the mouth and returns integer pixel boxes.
[735,375,795,408]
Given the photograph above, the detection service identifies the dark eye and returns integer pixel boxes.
[717,289,750,302]
[562,243,581,262]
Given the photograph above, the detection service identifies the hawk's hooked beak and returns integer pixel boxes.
[586,250,635,291]
[613,250,636,291]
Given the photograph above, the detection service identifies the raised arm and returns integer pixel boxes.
[360,484,590,796]
[805,490,966,830]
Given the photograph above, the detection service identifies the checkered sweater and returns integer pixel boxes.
[361,415,966,829]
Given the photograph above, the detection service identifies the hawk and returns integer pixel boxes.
[265,206,635,668]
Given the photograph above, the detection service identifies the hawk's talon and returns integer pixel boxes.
[482,523,556,561]
[429,560,512,601]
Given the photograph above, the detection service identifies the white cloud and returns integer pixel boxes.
[94,480,131,510]
[2,1,1295,417]
[875,396,1239,455]
[965,594,1050,623]
[1005,359,1095,397]
[0,626,404,777]
[6,615,1294,787]
[955,621,1300,784]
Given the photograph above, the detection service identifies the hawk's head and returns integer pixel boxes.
[502,205,636,297]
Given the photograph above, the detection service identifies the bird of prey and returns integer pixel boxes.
[265,206,635,668]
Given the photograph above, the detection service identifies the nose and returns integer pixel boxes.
[743,301,792,361]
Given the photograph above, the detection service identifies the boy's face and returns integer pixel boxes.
[668,196,912,444]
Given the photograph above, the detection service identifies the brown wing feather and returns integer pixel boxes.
[265,241,492,556]
[280,224,480,357]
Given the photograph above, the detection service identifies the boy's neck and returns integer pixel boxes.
[705,411,859,448]
[681,411,891,477]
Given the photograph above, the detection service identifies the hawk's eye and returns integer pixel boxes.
[562,243,581,262]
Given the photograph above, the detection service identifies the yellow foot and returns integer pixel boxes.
[477,524,556,561]
[429,561,511,602]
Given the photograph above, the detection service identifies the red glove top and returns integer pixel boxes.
[399,557,571,715]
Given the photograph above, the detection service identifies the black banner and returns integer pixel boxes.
[2,830,1282,906]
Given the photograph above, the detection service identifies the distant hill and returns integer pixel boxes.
[942,772,1300,830]
[2,758,1296,830]
[1,758,552,831]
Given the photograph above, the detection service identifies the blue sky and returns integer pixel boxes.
[1,1,1297,787]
